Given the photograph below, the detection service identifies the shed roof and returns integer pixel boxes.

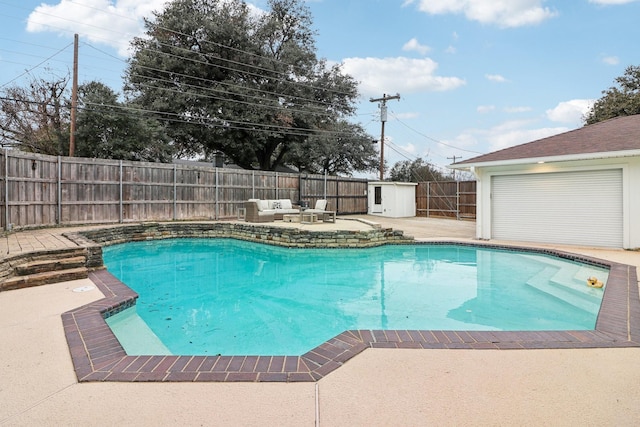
[453,114,640,167]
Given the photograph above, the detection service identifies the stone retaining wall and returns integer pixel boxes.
[65,222,414,268]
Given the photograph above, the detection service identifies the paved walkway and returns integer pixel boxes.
[1,217,640,426]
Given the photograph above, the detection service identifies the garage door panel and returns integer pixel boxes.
[492,170,622,247]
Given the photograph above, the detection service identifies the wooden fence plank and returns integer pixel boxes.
[416,181,476,219]
[1,151,475,230]
[0,151,373,230]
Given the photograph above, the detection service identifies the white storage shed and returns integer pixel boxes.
[367,182,417,218]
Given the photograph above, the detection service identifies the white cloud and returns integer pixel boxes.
[490,128,568,152]
[402,38,431,55]
[485,73,508,83]
[546,99,594,124]
[25,0,265,57]
[477,105,495,113]
[26,0,171,56]
[394,111,420,120]
[411,0,557,28]
[484,120,569,152]
[400,143,417,154]
[602,55,620,65]
[341,57,466,98]
[504,106,532,113]
[441,119,570,156]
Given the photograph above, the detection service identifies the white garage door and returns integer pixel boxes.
[492,169,623,247]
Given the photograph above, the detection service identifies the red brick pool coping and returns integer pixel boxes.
[62,243,640,383]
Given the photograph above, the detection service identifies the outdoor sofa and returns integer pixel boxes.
[245,199,300,222]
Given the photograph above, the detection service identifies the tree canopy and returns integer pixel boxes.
[584,65,640,125]
[0,75,173,161]
[75,81,173,161]
[0,74,69,154]
[125,0,377,174]
[389,157,449,182]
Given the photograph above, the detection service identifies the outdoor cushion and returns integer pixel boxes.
[315,200,327,210]
[279,199,293,209]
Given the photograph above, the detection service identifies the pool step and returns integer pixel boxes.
[14,256,87,275]
[1,267,89,291]
[1,251,89,291]
[526,265,603,313]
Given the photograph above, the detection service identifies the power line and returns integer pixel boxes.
[0,42,73,88]
[56,0,351,96]
[0,92,353,139]
[3,1,356,100]
[81,42,345,113]
[0,2,363,120]
[2,40,351,121]
[388,109,483,155]
[0,3,373,142]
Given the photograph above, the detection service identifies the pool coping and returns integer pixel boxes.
[62,239,640,383]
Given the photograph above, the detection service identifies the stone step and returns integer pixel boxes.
[1,267,89,291]
[14,256,86,276]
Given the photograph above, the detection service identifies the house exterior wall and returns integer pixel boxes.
[473,156,640,249]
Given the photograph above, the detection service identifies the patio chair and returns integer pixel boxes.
[244,200,275,223]
[305,199,336,223]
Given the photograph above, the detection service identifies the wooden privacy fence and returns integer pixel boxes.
[416,181,476,220]
[0,150,368,230]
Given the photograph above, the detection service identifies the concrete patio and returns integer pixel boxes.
[1,216,639,426]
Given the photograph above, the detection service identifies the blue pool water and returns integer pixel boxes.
[103,238,608,356]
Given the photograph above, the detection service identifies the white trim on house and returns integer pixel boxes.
[450,149,640,170]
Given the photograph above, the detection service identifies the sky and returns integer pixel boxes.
[1,0,639,179]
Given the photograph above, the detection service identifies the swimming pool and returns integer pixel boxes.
[103,238,608,356]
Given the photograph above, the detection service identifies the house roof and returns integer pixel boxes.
[453,114,640,168]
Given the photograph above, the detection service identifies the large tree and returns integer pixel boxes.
[0,74,69,154]
[389,157,448,182]
[125,0,375,172]
[287,120,378,175]
[584,65,640,125]
[75,81,173,161]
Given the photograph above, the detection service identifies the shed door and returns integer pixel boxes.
[372,186,383,213]
[491,169,623,247]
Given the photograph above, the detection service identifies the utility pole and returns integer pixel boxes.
[448,155,462,181]
[370,93,400,180]
[69,33,78,157]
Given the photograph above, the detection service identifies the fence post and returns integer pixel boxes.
[456,181,460,220]
[334,175,339,213]
[4,150,9,230]
[252,171,255,199]
[323,170,327,199]
[56,156,62,225]
[173,164,177,221]
[118,160,123,223]
[215,167,219,220]
[426,182,430,218]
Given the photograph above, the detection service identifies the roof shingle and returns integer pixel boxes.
[455,114,640,166]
